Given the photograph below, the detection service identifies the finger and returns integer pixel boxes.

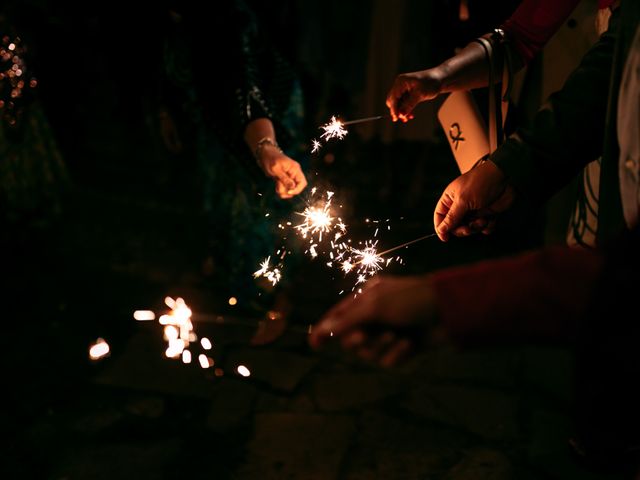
[435,195,468,242]
[275,181,293,199]
[286,167,307,196]
[452,225,472,237]
[341,329,367,351]
[310,286,379,348]
[386,83,402,122]
[379,338,413,368]
[396,94,418,121]
[356,331,396,363]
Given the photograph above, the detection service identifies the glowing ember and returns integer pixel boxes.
[237,365,251,377]
[228,297,238,306]
[89,338,110,360]
[133,310,155,321]
[200,337,212,350]
[199,354,212,369]
[182,350,192,364]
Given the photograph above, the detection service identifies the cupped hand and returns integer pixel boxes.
[309,275,438,367]
[434,160,515,241]
[386,68,443,122]
[258,148,308,199]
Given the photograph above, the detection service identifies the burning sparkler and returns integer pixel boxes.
[133,297,293,379]
[311,114,389,152]
[319,116,348,142]
[253,256,282,286]
[294,189,345,244]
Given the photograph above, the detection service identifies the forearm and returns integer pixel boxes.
[432,246,605,347]
[435,38,517,94]
[243,118,277,154]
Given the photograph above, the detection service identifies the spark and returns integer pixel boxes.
[311,139,322,153]
[182,350,192,364]
[200,337,212,350]
[199,354,213,369]
[253,256,282,286]
[89,338,110,360]
[237,365,251,377]
[133,310,155,321]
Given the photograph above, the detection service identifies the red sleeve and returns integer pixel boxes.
[431,245,604,346]
[501,0,582,64]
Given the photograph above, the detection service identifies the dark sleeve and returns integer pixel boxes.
[491,9,619,205]
[431,245,605,347]
[188,0,295,149]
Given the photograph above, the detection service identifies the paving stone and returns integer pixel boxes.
[312,372,403,412]
[526,409,573,462]
[224,347,318,392]
[234,413,355,480]
[255,391,316,413]
[205,378,257,432]
[93,329,219,398]
[51,438,183,480]
[402,383,519,440]
[124,395,166,419]
[524,409,623,480]
[521,347,574,405]
[343,410,466,479]
[445,448,513,480]
[410,346,520,389]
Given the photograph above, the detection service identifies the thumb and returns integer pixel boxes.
[434,193,467,242]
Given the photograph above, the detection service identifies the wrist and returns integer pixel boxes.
[253,137,282,167]
[425,67,445,96]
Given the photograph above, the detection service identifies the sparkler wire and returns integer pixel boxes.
[341,115,389,126]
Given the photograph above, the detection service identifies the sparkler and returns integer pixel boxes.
[134,296,316,381]
[253,256,282,286]
[294,189,345,244]
[312,114,389,152]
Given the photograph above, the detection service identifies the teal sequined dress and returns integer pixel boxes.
[162,1,307,311]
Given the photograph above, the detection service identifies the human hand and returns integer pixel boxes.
[309,275,438,367]
[386,68,443,122]
[434,160,515,241]
[257,147,308,199]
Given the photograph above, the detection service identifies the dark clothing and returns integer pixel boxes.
[432,1,640,466]
[161,1,307,308]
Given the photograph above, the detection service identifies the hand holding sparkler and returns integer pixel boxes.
[258,148,308,199]
[309,274,440,368]
[246,118,308,199]
[434,160,514,241]
[386,69,444,122]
